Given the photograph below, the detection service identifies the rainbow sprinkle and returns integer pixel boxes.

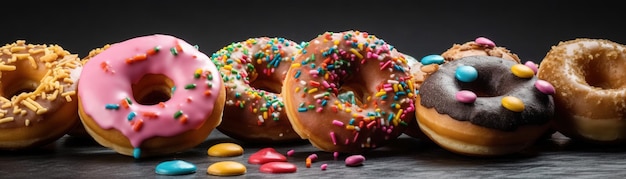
[287,31,415,152]
[210,37,302,129]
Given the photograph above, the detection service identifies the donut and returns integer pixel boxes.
[416,55,555,156]
[401,53,434,140]
[77,34,225,158]
[210,37,303,143]
[0,40,82,149]
[441,37,521,63]
[282,31,416,153]
[67,44,111,137]
[537,38,626,144]
[404,37,524,140]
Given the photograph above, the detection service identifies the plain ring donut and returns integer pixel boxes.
[537,38,626,144]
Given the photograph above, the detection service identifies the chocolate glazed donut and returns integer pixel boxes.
[416,55,555,156]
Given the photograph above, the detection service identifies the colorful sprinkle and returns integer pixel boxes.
[321,163,328,170]
[455,65,478,82]
[170,47,179,56]
[535,80,555,95]
[501,96,525,112]
[307,154,318,162]
[455,90,477,103]
[420,54,445,65]
[173,110,183,119]
[511,64,535,78]
[105,104,120,110]
[184,84,196,89]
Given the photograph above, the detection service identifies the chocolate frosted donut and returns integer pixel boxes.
[416,55,556,156]
[421,56,553,130]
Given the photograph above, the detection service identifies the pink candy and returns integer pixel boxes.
[535,80,555,95]
[524,61,539,74]
[345,155,365,167]
[307,154,318,161]
[475,37,495,48]
[455,90,477,103]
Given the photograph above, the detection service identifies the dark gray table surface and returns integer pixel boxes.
[1,130,625,178]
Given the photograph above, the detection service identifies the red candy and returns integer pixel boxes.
[248,148,287,164]
[259,162,297,174]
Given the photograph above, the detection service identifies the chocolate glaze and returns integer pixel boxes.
[419,56,554,131]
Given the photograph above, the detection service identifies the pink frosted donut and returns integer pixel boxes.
[77,34,225,158]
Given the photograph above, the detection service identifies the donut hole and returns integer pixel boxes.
[132,74,174,105]
[249,80,282,94]
[0,60,45,99]
[2,80,39,98]
[582,53,626,89]
[337,82,368,106]
[458,74,510,98]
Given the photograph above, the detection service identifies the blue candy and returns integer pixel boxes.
[455,66,478,82]
[155,160,197,175]
[420,54,445,65]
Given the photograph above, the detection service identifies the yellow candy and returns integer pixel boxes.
[207,161,247,176]
[207,143,244,157]
[511,64,534,78]
[501,96,524,112]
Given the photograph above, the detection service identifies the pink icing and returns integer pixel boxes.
[535,80,555,95]
[455,90,477,103]
[77,34,223,148]
[475,37,495,48]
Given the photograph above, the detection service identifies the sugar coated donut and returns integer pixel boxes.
[0,40,82,149]
[282,31,416,153]
[417,55,555,156]
[210,37,303,143]
[537,38,626,144]
[78,34,225,158]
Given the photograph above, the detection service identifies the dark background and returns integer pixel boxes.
[3,1,626,178]
[4,1,625,63]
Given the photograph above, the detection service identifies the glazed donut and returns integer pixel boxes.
[210,37,303,143]
[0,40,82,149]
[282,31,416,153]
[78,34,225,158]
[416,55,555,156]
[537,38,626,144]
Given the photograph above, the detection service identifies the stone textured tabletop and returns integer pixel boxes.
[2,130,626,178]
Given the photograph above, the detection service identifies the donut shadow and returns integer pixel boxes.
[540,132,626,153]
